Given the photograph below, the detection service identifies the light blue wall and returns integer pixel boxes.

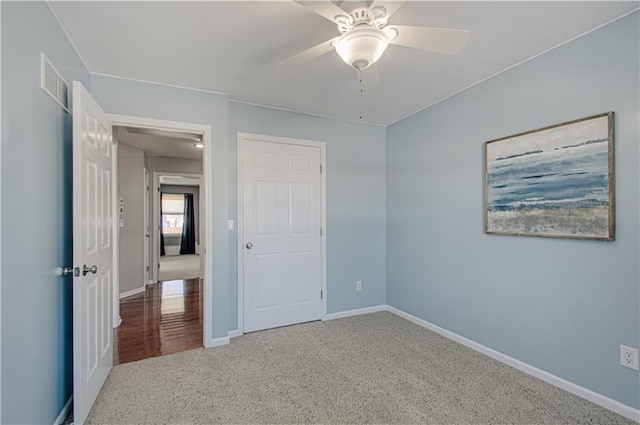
[1,2,91,423]
[228,102,387,328]
[89,78,387,335]
[2,2,636,420]
[90,75,231,338]
[386,11,639,409]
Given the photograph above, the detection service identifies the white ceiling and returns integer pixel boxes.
[50,1,638,125]
[115,126,203,160]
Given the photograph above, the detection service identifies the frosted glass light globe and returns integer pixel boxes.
[335,26,389,70]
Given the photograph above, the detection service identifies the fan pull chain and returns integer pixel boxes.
[358,69,364,120]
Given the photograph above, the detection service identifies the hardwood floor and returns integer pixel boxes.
[114,279,203,365]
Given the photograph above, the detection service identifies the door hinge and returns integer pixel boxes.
[321,290,323,299]
[320,227,323,237]
[320,164,323,174]
[157,187,160,192]
[146,266,149,272]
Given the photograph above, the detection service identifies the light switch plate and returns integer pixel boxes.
[227,220,235,231]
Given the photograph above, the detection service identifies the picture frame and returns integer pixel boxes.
[484,112,615,241]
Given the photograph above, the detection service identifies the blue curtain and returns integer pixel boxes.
[180,193,196,255]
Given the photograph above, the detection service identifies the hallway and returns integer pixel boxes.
[114,279,203,365]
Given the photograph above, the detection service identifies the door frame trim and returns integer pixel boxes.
[109,114,215,348]
[236,132,327,336]
[153,171,203,279]
[143,167,150,285]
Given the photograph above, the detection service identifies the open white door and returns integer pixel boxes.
[72,81,113,424]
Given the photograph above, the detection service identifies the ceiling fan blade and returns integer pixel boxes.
[278,37,338,67]
[358,63,380,90]
[293,0,349,24]
[369,1,406,21]
[389,25,470,55]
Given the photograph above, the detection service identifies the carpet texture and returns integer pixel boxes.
[87,312,634,424]
[158,254,200,281]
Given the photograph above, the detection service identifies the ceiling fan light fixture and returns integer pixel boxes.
[335,26,389,70]
[383,27,398,42]
[368,6,387,26]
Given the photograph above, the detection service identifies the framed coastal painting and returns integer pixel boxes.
[484,112,615,241]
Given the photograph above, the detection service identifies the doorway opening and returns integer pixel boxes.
[109,116,213,364]
[155,172,203,282]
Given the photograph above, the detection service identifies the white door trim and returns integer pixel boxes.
[108,114,215,348]
[143,167,150,285]
[236,132,327,336]
[111,142,120,327]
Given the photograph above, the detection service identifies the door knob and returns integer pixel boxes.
[245,242,253,250]
[82,265,98,276]
[55,266,75,277]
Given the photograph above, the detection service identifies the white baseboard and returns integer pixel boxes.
[53,395,73,425]
[206,335,230,348]
[210,303,638,421]
[119,286,145,299]
[324,305,387,321]
[204,332,237,349]
[386,305,640,423]
[215,304,387,346]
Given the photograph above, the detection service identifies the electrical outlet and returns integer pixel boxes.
[356,280,362,291]
[620,345,639,370]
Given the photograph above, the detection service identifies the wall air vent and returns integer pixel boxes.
[40,53,69,112]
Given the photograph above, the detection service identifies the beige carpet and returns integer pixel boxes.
[86,312,633,424]
[158,254,200,281]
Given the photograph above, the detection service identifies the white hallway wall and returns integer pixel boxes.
[117,142,146,295]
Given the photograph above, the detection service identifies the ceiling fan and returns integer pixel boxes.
[280,1,471,88]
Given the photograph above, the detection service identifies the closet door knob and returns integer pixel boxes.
[245,242,253,250]
[82,265,98,276]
